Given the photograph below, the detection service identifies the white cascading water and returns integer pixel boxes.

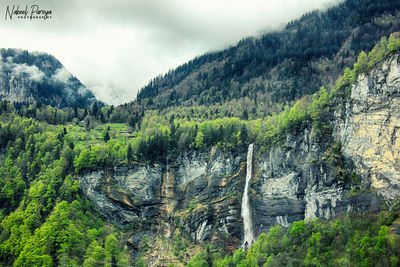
[241,143,254,249]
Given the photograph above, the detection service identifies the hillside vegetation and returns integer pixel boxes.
[0,33,399,266]
[1,0,400,265]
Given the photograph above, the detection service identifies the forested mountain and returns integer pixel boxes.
[118,0,400,119]
[0,34,399,266]
[0,49,98,108]
[2,0,400,266]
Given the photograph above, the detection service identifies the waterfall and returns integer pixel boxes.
[241,143,254,249]
[165,172,169,197]
[165,157,170,199]
[276,216,288,227]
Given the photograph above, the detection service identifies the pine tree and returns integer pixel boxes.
[104,131,110,142]
[127,144,133,163]
[240,124,248,145]
[91,102,98,117]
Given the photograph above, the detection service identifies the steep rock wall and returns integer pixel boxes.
[334,53,400,203]
[252,127,380,236]
[79,148,247,248]
[79,131,377,250]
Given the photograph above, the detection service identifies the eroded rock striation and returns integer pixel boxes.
[334,53,400,203]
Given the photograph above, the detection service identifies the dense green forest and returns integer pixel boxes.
[0,33,399,266]
[0,111,130,266]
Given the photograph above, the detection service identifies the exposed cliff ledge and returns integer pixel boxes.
[79,166,163,225]
[334,53,400,203]
[79,53,400,250]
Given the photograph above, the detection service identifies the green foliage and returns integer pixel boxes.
[105,234,119,265]
[354,51,368,74]
[173,232,187,260]
[139,234,149,253]
[187,254,208,267]
[103,130,110,142]
[193,211,400,267]
[14,201,85,266]
[83,240,106,267]
[187,199,199,212]
[136,258,146,267]
[388,34,400,53]
[336,33,400,96]
[195,131,205,149]
[309,86,330,134]
[127,143,133,163]
[0,113,125,266]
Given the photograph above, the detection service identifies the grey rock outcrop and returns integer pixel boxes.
[252,128,378,236]
[79,170,139,225]
[79,165,163,225]
[80,148,246,249]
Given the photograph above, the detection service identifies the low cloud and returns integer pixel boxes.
[89,82,136,106]
[12,63,45,82]
[78,86,91,97]
[52,67,72,83]
[1,54,45,82]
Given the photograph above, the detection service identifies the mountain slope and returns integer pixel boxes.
[74,37,400,265]
[2,2,400,266]
[0,48,97,108]
[130,0,400,117]
[186,37,400,267]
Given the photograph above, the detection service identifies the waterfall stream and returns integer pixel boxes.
[241,143,254,249]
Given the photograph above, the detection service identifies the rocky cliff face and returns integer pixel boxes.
[78,132,377,251]
[79,54,400,250]
[252,126,384,236]
[334,53,400,204]
[0,48,97,108]
[79,148,247,249]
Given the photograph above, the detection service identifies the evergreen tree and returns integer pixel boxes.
[91,102,98,117]
[105,234,119,267]
[127,144,133,163]
[104,131,110,142]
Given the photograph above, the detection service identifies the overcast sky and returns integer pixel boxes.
[0,0,341,105]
